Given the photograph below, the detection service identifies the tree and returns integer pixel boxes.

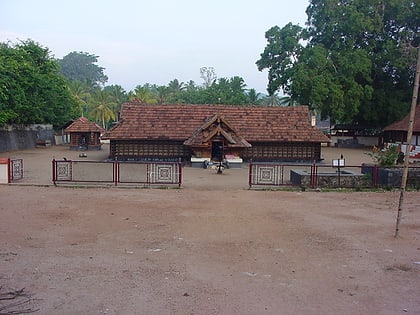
[261,93,283,106]
[0,40,78,127]
[68,80,91,116]
[197,76,249,105]
[58,51,108,87]
[155,85,170,104]
[89,89,116,129]
[103,85,128,113]
[246,89,262,105]
[129,85,158,104]
[166,79,186,103]
[256,23,304,96]
[257,0,419,127]
[200,67,217,88]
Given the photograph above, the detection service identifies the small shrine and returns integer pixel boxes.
[65,117,104,150]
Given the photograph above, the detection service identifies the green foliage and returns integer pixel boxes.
[103,85,128,112]
[89,89,116,129]
[129,84,158,104]
[246,89,262,105]
[0,40,78,128]
[367,145,400,167]
[256,0,418,127]
[126,72,255,106]
[205,76,249,105]
[256,23,304,96]
[57,51,108,87]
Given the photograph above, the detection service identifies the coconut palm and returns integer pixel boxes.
[89,89,116,129]
[68,80,91,116]
[129,85,157,104]
[168,79,186,93]
[247,88,262,105]
[261,93,294,106]
[155,85,170,104]
[103,85,128,112]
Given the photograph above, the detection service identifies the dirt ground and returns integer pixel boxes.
[0,145,419,314]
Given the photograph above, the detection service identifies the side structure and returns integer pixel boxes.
[102,102,330,163]
[65,117,105,150]
[383,104,420,159]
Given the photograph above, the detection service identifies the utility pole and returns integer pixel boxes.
[395,47,420,237]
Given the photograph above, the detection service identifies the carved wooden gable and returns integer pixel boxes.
[184,114,251,148]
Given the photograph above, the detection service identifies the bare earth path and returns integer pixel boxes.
[0,145,419,314]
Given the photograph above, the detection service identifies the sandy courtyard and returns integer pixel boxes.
[0,145,419,314]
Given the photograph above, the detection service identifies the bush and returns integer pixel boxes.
[367,145,400,167]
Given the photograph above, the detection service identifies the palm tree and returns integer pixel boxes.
[155,85,170,104]
[168,79,186,93]
[129,85,157,104]
[247,88,262,105]
[68,81,91,116]
[103,85,128,113]
[261,93,300,106]
[89,89,116,129]
[279,95,301,106]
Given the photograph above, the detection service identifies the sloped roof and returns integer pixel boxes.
[383,105,420,133]
[103,102,330,143]
[65,117,105,133]
[184,114,252,148]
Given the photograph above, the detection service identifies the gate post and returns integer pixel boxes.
[248,161,253,188]
[310,163,318,189]
[372,164,378,188]
[178,158,182,188]
[52,159,56,186]
[114,161,119,186]
[7,158,11,183]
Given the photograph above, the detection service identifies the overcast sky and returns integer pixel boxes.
[0,0,309,94]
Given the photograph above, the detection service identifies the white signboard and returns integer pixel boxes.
[332,159,345,167]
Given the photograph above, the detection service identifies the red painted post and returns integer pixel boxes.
[372,165,378,188]
[114,161,118,186]
[52,159,56,186]
[248,161,252,188]
[7,158,11,183]
[310,163,314,188]
[310,163,318,189]
[178,159,182,188]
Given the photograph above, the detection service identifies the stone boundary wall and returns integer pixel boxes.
[0,125,54,152]
[290,169,371,188]
[377,167,420,188]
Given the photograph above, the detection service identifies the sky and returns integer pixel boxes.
[0,0,309,94]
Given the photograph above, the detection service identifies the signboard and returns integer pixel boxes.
[332,159,345,168]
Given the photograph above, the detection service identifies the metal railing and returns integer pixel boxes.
[52,159,182,187]
[249,161,420,189]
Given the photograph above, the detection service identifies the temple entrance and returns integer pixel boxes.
[79,133,89,149]
[211,141,223,162]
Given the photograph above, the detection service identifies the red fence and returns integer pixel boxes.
[52,159,182,187]
[249,161,420,189]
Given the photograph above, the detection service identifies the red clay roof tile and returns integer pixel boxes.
[65,117,105,133]
[383,105,420,133]
[103,102,330,143]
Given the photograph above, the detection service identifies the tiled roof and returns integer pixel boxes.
[103,102,330,143]
[65,117,105,133]
[183,114,252,147]
[383,105,420,133]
